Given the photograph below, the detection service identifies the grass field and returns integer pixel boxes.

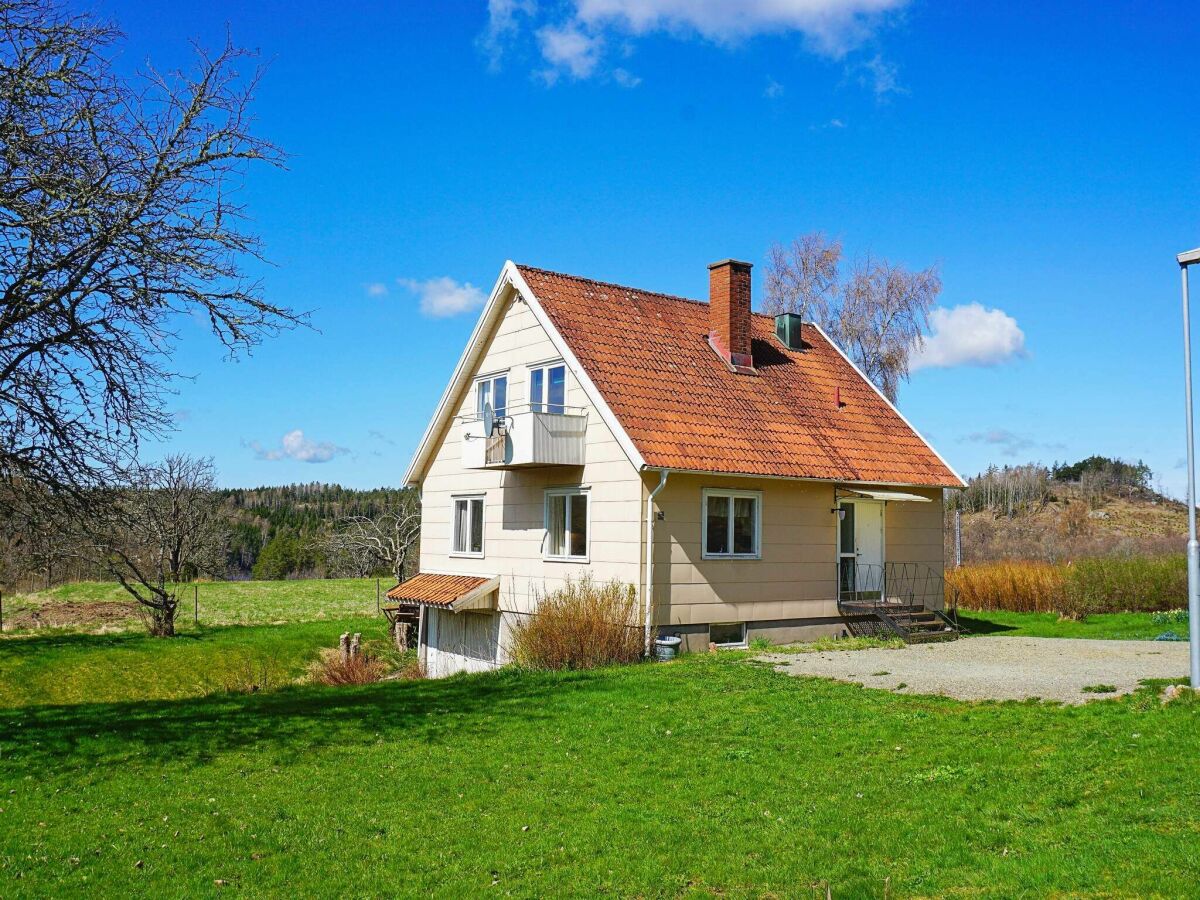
[959,609,1188,641]
[0,617,387,707]
[2,581,1195,895]
[3,578,386,631]
[0,655,1196,897]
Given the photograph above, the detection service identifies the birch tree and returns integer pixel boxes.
[763,232,940,402]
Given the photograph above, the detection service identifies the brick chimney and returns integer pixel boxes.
[707,259,754,371]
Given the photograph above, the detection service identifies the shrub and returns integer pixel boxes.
[1152,609,1189,626]
[508,574,643,670]
[1056,556,1187,619]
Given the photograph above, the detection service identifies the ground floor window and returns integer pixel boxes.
[702,489,761,558]
[545,487,589,561]
[709,622,747,647]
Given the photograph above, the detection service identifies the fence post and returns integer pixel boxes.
[954,508,962,569]
[194,583,199,626]
[376,578,380,613]
[0,588,4,633]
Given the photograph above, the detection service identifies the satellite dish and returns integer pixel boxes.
[482,401,495,436]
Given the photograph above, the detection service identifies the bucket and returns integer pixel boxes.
[654,634,682,661]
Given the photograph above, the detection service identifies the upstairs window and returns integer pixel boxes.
[545,487,588,561]
[529,363,566,414]
[702,489,761,559]
[452,495,485,557]
[476,373,507,421]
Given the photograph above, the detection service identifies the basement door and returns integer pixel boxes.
[838,500,885,598]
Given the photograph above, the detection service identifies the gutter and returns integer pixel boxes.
[643,469,670,655]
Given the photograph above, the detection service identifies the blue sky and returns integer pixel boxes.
[101,0,1200,494]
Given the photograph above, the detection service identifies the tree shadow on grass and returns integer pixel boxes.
[0,667,625,771]
[0,618,380,656]
[955,614,1019,635]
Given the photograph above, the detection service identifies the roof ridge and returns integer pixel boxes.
[515,263,800,320]
[515,263,707,308]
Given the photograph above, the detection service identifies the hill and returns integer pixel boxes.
[948,458,1186,563]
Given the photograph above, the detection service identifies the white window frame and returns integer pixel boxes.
[709,622,748,648]
[543,486,590,563]
[450,494,486,558]
[701,488,762,560]
[527,360,567,414]
[475,371,509,421]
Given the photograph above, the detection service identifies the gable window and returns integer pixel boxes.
[476,373,508,421]
[545,487,588,561]
[452,495,485,557]
[702,489,761,559]
[529,362,566,414]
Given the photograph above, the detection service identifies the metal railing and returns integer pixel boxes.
[456,401,590,425]
[837,561,961,626]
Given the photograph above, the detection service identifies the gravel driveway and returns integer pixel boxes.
[759,636,1189,704]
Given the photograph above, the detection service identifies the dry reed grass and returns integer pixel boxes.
[308,647,389,685]
[946,561,1064,613]
[947,555,1187,618]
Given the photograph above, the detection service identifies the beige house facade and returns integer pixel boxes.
[396,260,964,677]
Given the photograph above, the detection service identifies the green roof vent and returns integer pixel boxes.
[774,313,804,350]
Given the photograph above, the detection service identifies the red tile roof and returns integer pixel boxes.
[518,265,962,487]
[384,573,495,608]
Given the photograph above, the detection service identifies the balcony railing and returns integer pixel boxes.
[460,403,588,469]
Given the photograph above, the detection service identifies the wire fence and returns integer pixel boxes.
[0,576,394,634]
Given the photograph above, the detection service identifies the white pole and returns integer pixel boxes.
[1181,260,1200,689]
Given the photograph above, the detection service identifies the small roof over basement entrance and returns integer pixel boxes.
[384,573,499,612]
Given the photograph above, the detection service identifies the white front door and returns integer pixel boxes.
[838,500,885,598]
[852,501,884,570]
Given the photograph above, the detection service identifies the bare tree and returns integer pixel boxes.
[325,500,420,583]
[0,1,302,497]
[764,232,940,402]
[762,233,842,321]
[77,455,227,636]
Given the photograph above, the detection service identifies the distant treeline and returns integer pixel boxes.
[1,482,418,592]
[947,455,1155,517]
[220,483,414,580]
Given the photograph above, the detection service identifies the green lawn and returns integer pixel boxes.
[4,578,388,630]
[0,617,386,707]
[959,608,1189,641]
[0,654,1197,897]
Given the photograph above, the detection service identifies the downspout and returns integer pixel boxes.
[643,469,670,656]
[414,484,427,671]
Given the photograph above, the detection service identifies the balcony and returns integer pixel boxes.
[460,404,587,469]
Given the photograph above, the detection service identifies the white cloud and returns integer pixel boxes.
[250,429,348,464]
[764,76,785,98]
[965,429,1034,458]
[574,0,905,55]
[483,0,909,85]
[364,282,389,297]
[612,67,642,88]
[478,0,536,70]
[855,53,906,98]
[399,276,487,318]
[910,303,1027,372]
[537,22,604,82]
[964,428,1064,459]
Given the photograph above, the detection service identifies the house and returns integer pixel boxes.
[390,259,965,677]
